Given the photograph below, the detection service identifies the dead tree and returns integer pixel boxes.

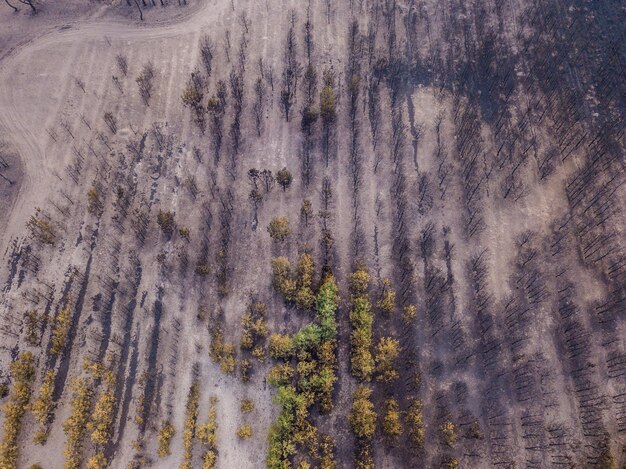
[208,80,227,163]
[199,35,215,77]
[136,62,155,105]
[17,0,35,13]
[104,112,117,134]
[280,15,301,121]
[4,0,18,13]
[228,70,244,175]
[133,0,143,21]
[116,54,128,76]
[253,77,265,136]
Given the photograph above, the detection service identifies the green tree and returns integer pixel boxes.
[276,167,293,191]
[269,334,294,360]
[268,217,292,242]
[374,337,400,382]
[381,399,403,442]
[349,386,376,439]
[320,71,336,124]
[0,353,36,468]
[300,199,313,226]
[406,398,425,446]
[157,421,175,457]
[377,278,396,314]
[157,210,175,236]
[271,257,296,301]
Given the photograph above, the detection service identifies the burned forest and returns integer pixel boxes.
[0,0,624,468]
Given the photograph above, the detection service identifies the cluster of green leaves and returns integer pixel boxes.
[268,217,292,242]
[377,278,396,314]
[157,421,175,458]
[181,382,200,469]
[51,302,72,357]
[209,327,236,374]
[271,253,318,310]
[374,337,400,383]
[349,385,377,469]
[406,398,425,447]
[348,267,374,381]
[240,301,269,361]
[31,369,56,444]
[197,397,218,469]
[63,377,94,469]
[25,309,42,346]
[0,352,36,468]
[86,365,116,469]
[266,275,339,469]
[157,210,175,236]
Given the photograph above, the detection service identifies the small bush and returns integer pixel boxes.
[157,421,175,457]
[157,210,175,236]
[240,399,255,413]
[349,386,376,440]
[236,424,253,439]
[267,217,292,242]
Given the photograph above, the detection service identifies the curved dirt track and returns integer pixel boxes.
[0,0,219,254]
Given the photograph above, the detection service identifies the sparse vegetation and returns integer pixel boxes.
[1,1,624,467]
[0,353,36,467]
[181,381,200,469]
[349,266,374,381]
[31,369,56,444]
[63,378,94,469]
[198,396,218,469]
[51,302,72,357]
[157,421,175,458]
[374,337,400,383]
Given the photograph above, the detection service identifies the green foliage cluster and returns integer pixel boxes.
[51,302,72,356]
[181,382,200,469]
[63,378,94,469]
[209,327,236,374]
[348,266,374,381]
[157,210,175,236]
[31,369,56,444]
[272,253,318,310]
[157,421,175,457]
[268,217,292,242]
[266,275,339,469]
[24,309,41,346]
[87,368,116,469]
[407,398,425,447]
[240,302,269,360]
[381,399,403,443]
[377,278,396,314]
[374,337,400,383]
[198,397,218,469]
[0,352,36,468]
